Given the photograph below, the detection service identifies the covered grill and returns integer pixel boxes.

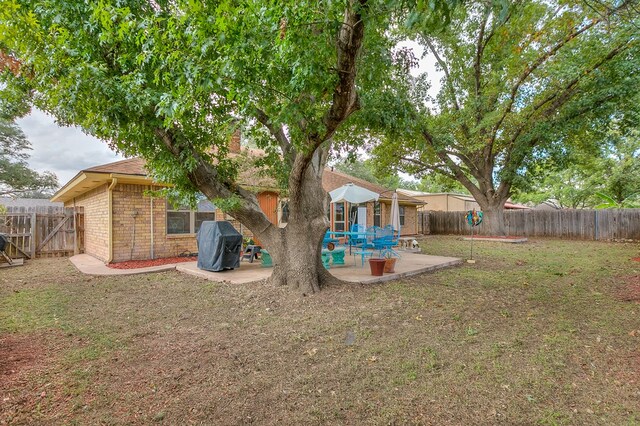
[196,221,242,272]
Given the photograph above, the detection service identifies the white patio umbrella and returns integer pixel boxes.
[390,191,401,233]
[329,183,380,204]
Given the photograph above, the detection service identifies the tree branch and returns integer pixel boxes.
[289,1,368,194]
[419,128,486,203]
[398,156,458,181]
[524,41,630,130]
[319,0,368,144]
[490,12,609,146]
[474,6,490,103]
[424,37,461,113]
[153,127,277,238]
[254,108,293,162]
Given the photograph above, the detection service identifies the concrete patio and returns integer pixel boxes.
[70,251,462,284]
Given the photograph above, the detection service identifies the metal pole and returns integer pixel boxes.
[470,223,474,261]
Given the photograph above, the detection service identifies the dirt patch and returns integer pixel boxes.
[108,256,197,269]
[0,333,48,380]
[0,332,67,423]
[616,275,640,302]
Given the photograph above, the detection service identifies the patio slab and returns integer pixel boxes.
[177,251,462,284]
[70,252,463,284]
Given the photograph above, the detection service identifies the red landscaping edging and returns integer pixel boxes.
[108,256,197,269]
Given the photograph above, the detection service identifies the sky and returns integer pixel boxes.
[17,109,124,185]
[16,41,441,188]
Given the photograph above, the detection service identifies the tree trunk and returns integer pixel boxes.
[249,153,340,295]
[476,200,507,236]
[265,222,338,295]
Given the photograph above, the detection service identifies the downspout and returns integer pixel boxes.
[73,197,78,255]
[150,185,155,260]
[107,177,118,263]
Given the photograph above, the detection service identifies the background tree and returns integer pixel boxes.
[372,0,640,234]
[512,162,600,209]
[513,116,640,208]
[0,0,456,293]
[0,118,58,197]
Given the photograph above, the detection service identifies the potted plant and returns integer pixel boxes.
[383,252,397,273]
[368,257,386,276]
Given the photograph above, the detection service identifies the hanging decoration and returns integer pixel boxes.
[466,209,483,227]
[466,209,483,263]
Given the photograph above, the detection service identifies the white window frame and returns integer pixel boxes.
[333,202,346,232]
[374,201,381,227]
[166,200,216,235]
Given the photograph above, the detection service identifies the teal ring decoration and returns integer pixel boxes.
[466,209,483,227]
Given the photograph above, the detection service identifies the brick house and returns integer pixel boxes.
[323,169,422,236]
[52,154,421,263]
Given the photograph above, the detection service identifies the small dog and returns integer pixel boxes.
[411,239,420,249]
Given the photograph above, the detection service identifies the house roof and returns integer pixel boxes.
[396,188,428,197]
[84,157,148,175]
[396,190,530,209]
[52,157,422,205]
[51,158,157,203]
[0,197,63,208]
[323,169,422,204]
[504,201,530,210]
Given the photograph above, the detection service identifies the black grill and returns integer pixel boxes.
[0,234,7,252]
[196,221,243,272]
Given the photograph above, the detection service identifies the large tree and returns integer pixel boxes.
[0,118,58,197]
[0,0,455,293]
[373,0,640,234]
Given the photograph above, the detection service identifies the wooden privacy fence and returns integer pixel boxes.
[423,209,640,240]
[0,206,84,259]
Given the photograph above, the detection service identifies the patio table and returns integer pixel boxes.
[328,231,377,255]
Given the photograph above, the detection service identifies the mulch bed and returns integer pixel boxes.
[108,256,197,270]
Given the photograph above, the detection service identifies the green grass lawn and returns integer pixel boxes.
[1,236,639,425]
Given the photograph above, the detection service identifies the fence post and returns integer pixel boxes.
[30,212,36,258]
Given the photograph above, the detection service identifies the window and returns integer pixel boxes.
[278,200,290,226]
[167,199,216,235]
[399,205,405,226]
[374,202,381,227]
[333,202,345,232]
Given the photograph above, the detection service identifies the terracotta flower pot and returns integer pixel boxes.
[368,258,386,276]
[384,258,397,273]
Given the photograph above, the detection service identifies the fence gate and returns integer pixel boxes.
[0,213,34,259]
[0,207,84,259]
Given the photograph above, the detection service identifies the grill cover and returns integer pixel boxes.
[0,234,6,252]
[196,221,242,272]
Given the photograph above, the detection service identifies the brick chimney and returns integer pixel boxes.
[229,129,241,154]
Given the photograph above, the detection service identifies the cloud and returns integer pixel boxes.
[16,109,124,185]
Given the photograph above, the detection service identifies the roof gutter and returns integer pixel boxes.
[107,177,118,263]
